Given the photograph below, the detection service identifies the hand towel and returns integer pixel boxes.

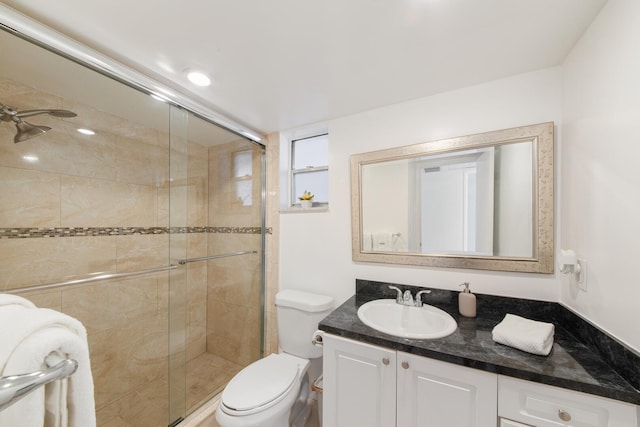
[0,305,96,427]
[492,314,555,356]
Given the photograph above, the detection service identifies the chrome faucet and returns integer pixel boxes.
[388,286,431,307]
[388,286,404,304]
[414,289,432,307]
[402,290,414,306]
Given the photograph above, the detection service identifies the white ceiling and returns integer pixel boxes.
[2,0,607,135]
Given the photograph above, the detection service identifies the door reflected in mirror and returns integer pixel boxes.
[362,140,533,257]
[352,122,554,273]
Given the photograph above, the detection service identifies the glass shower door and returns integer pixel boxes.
[167,110,266,424]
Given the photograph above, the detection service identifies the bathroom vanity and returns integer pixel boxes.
[319,280,640,427]
[323,334,497,426]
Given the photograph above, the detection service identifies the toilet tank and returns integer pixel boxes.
[275,290,334,359]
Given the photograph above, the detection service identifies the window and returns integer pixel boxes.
[290,133,328,207]
[233,149,253,206]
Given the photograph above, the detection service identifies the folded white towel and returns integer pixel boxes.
[0,293,36,309]
[0,305,96,427]
[492,314,555,356]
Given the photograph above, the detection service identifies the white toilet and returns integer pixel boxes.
[216,289,334,427]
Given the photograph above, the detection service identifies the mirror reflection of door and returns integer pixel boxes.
[413,148,494,255]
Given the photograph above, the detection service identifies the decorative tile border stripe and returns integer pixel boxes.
[0,226,262,239]
[210,227,262,234]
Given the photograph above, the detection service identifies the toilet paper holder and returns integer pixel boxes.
[312,330,324,346]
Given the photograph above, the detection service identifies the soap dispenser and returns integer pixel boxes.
[458,282,476,318]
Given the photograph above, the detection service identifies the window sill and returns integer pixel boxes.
[280,206,329,214]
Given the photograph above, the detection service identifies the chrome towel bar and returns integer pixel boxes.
[0,356,78,411]
[8,265,179,294]
[178,250,257,265]
[7,250,258,294]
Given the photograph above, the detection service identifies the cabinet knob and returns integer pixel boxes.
[401,361,409,369]
[558,410,571,422]
[382,357,389,365]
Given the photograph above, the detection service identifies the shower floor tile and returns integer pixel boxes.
[186,352,243,414]
[96,351,243,427]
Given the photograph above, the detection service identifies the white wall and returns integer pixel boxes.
[280,68,563,306]
[361,160,409,250]
[561,0,640,352]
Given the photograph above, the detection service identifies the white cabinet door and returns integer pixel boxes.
[397,352,498,427]
[323,334,397,427]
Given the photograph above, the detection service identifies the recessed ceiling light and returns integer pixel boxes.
[77,128,95,135]
[187,70,211,87]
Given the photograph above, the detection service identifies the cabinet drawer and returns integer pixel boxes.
[500,419,534,427]
[498,376,637,427]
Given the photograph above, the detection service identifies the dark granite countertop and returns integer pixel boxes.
[318,280,640,406]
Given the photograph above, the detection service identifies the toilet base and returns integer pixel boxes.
[289,374,311,427]
[290,401,311,427]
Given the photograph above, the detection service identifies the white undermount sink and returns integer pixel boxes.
[357,299,457,339]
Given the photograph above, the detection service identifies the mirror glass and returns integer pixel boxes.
[351,122,554,273]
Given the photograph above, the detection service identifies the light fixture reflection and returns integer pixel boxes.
[187,70,211,87]
[22,155,39,163]
[151,93,170,103]
[240,131,262,142]
[77,128,95,135]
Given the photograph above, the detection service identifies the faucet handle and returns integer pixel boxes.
[414,289,432,307]
[388,285,403,303]
[403,290,414,305]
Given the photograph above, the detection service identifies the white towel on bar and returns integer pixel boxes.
[0,302,96,427]
[0,293,36,309]
[492,314,555,356]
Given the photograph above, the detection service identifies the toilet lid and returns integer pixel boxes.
[222,354,300,411]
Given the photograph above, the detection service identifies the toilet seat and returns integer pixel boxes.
[221,354,302,416]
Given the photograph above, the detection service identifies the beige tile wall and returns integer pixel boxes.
[205,142,264,366]
[264,132,281,356]
[186,234,209,360]
[0,166,61,227]
[183,139,210,361]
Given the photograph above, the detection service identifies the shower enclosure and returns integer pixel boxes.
[0,14,265,427]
